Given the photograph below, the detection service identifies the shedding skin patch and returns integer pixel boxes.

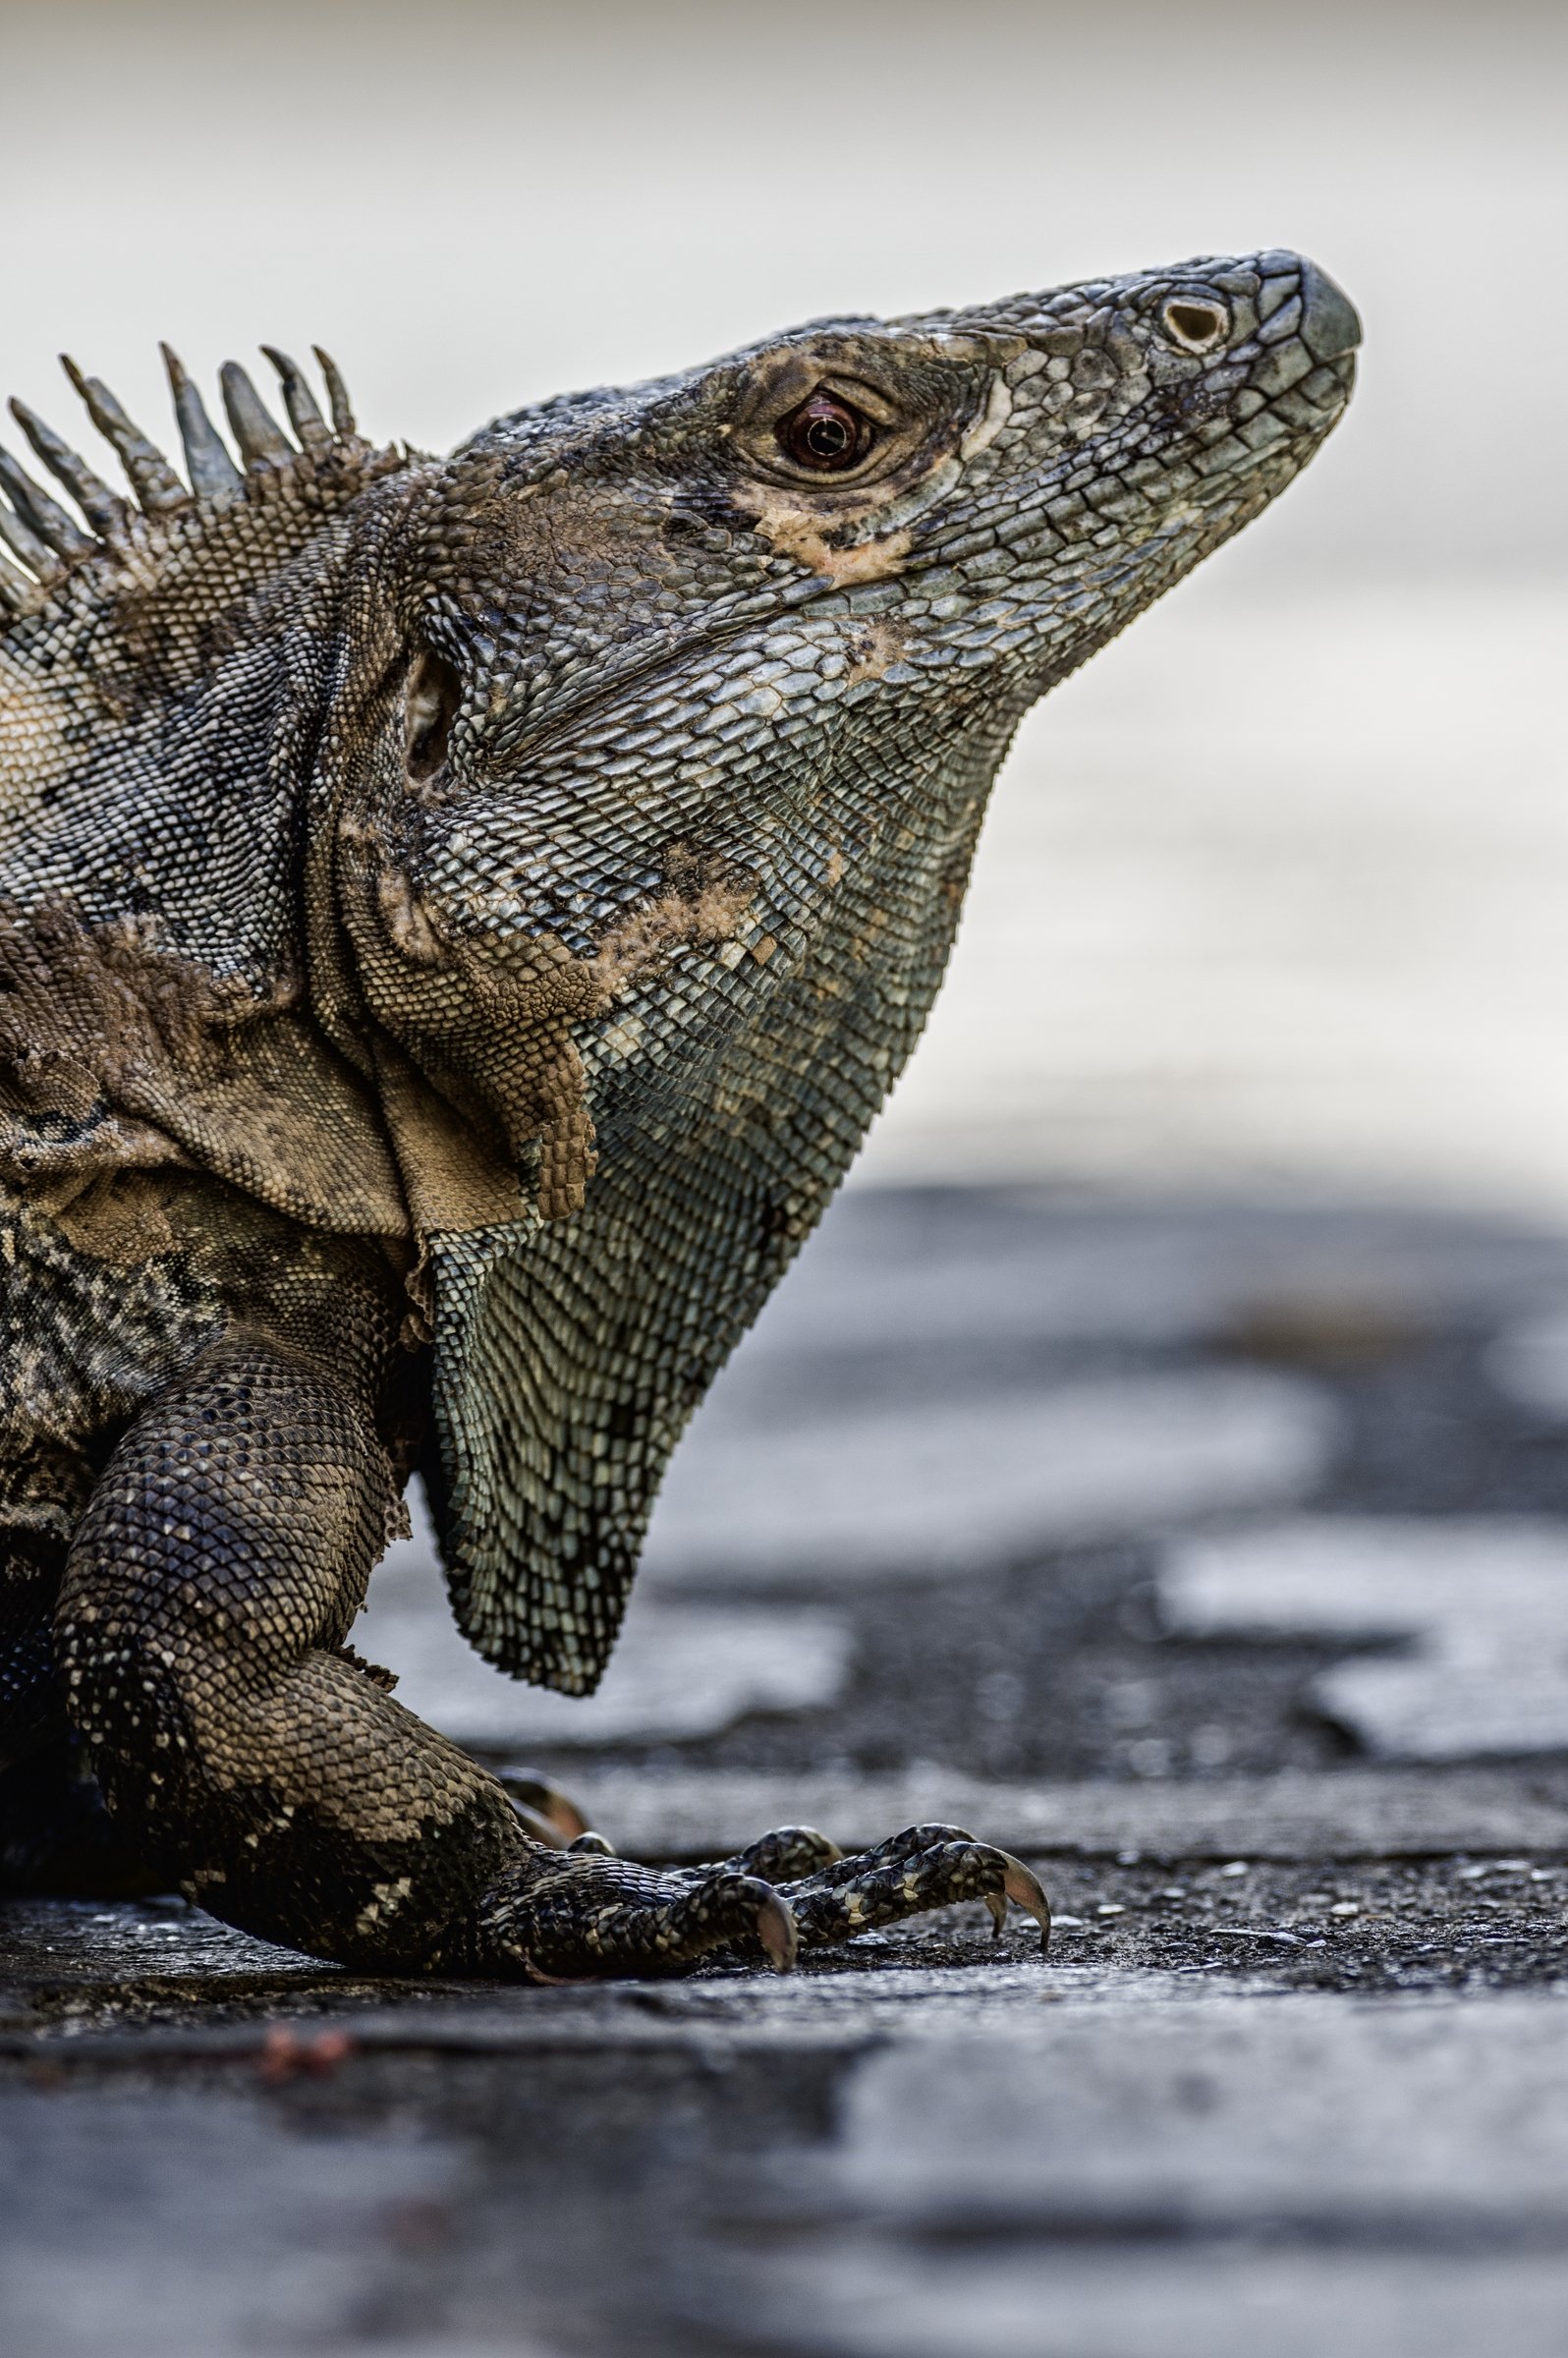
[844,619,909,685]
[365,849,755,1222]
[0,900,407,1238]
[589,868,752,996]
[745,500,914,587]
[375,866,445,964]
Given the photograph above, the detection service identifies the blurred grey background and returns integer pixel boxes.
[5,0,1564,1216]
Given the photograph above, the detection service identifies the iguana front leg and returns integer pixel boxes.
[54,1330,1047,1976]
[54,1331,546,1969]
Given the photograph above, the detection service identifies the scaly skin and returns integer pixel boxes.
[0,253,1359,1975]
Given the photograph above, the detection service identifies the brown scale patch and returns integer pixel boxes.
[0,898,261,1124]
[366,850,754,1224]
[51,1171,179,1265]
[0,899,407,1242]
[743,497,913,587]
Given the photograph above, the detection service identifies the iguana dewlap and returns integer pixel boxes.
[0,255,1358,1975]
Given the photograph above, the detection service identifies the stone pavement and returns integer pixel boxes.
[1162,1518,1568,1758]
[9,1186,1568,2357]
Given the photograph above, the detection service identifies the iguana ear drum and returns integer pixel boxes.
[405,646,461,782]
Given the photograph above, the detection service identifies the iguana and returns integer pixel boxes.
[0,251,1359,1978]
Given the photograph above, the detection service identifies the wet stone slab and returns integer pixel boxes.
[819,1988,1568,2229]
[726,2247,1568,2358]
[551,1763,1568,1863]
[692,1987,1568,2358]
[0,2083,479,2358]
[8,1919,1568,2358]
[0,1896,356,2034]
[1162,1517,1568,1759]
[641,1367,1341,1583]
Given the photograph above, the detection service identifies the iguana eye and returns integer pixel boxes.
[777,392,874,473]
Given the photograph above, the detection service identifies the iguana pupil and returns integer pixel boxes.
[779,390,867,468]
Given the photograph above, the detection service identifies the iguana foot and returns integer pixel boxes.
[666,1821,1049,1955]
[466,1820,1049,1980]
[764,1822,1052,1955]
[470,1845,800,1981]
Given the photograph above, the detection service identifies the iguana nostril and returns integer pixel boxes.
[1299,261,1363,361]
[1160,297,1230,354]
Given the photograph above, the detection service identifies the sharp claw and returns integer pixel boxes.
[1000,1854,1053,1954]
[567,1831,617,1857]
[510,1803,569,1850]
[983,1889,1008,1938]
[756,1890,799,1975]
[498,1768,590,1843]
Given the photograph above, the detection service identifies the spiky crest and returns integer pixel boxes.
[0,346,385,623]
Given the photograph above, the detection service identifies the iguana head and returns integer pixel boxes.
[338,249,1359,1220]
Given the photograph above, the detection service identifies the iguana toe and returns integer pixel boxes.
[497,1768,592,1848]
[778,1825,1053,1956]
[691,1825,843,1883]
[471,1849,800,1982]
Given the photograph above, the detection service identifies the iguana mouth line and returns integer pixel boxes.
[469,387,1347,787]
[475,599,786,780]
